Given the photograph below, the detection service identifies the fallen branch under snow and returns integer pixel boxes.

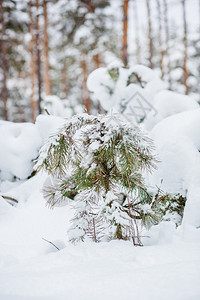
[1,195,18,205]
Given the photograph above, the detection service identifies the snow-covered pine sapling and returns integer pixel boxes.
[36,113,159,245]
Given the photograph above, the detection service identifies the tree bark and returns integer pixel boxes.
[122,0,129,67]
[133,0,141,64]
[82,57,90,114]
[146,0,153,69]
[93,53,101,69]
[29,0,37,123]
[88,0,95,13]
[61,60,67,97]
[0,0,8,120]
[156,0,164,79]
[93,53,102,113]
[182,0,189,95]
[43,0,51,96]
[35,0,42,114]
[163,0,172,88]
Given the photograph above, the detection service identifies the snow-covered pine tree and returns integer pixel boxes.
[36,113,160,245]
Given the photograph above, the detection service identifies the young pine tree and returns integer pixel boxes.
[36,113,161,245]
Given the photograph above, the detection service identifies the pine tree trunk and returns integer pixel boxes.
[61,60,67,97]
[0,0,8,120]
[35,0,42,114]
[133,0,141,64]
[93,53,101,69]
[43,0,51,96]
[93,53,102,113]
[146,0,153,69]
[122,0,129,67]
[88,0,95,13]
[156,0,164,79]
[182,0,189,95]
[163,0,172,89]
[82,57,90,114]
[29,0,37,123]
[116,224,123,240]
[18,105,26,123]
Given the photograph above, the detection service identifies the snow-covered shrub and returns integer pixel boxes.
[150,189,186,227]
[36,113,184,245]
[87,63,199,128]
[87,62,165,123]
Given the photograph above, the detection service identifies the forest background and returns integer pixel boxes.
[0,0,200,123]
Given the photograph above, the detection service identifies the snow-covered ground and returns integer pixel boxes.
[0,176,200,300]
[1,239,200,300]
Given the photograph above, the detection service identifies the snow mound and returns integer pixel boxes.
[42,95,73,118]
[0,196,14,216]
[35,114,66,143]
[0,121,42,179]
[149,109,200,227]
[87,64,165,113]
[0,115,66,182]
[145,90,199,130]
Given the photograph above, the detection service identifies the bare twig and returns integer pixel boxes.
[1,195,18,204]
[44,107,50,115]
[42,238,60,251]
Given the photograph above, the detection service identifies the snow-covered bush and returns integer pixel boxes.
[150,188,186,226]
[87,62,165,123]
[36,113,185,244]
[87,63,199,128]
